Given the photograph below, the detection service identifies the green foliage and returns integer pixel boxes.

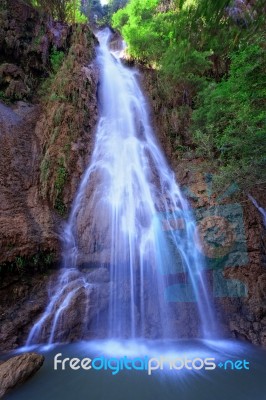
[0,251,56,276]
[192,36,266,187]
[113,0,266,188]
[30,0,87,23]
[32,26,45,47]
[55,161,68,192]
[49,92,67,101]
[97,0,129,23]
[15,256,26,273]
[112,0,239,93]
[38,25,96,218]
[31,251,56,268]
[40,157,50,177]
[54,158,68,216]
[37,47,66,101]
[67,0,87,22]
[50,47,65,73]
[112,0,160,61]
[54,198,67,216]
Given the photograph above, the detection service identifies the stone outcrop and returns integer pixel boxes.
[0,101,60,265]
[0,0,98,266]
[0,0,71,102]
[0,6,265,355]
[36,25,98,214]
[0,353,44,398]
[140,51,266,347]
[147,139,266,345]
[0,270,57,352]
[0,0,99,352]
[0,267,110,352]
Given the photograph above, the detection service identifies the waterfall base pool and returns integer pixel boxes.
[4,339,266,400]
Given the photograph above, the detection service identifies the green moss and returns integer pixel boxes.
[55,158,67,193]
[0,251,57,276]
[40,157,50,183]
[31,251,56,268]
[32,26,45,47]
[54,157,68,216]
[53,104,64,125]
[15,256,26,273]
[49,93,67,101]
[54,198,67,216]
[50,127,59,145]
[38,25,95,217]
[64,142,71,158]
[50,47,65,73]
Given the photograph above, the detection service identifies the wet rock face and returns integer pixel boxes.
[141,63,266,347]
[170,161,266,346]
[0,352,44,398]
[0,271,56,352]
[221,192,266,347]
[0,1,264,352]
[0,267,110,352]
[0,63,28,100]
[36,27,99,214]
[25,267,110,345]
[0,101,60,264]
[0,0,71,101]
[0,1,98,265]
[0,0,99,351]
[139,66,194,165]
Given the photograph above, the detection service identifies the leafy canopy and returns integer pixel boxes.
[112,0,266,188]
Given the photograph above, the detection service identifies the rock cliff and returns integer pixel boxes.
[0,0,99,352]
[141,67,266,347]
[0,0,98,267]
[0,7,265,352]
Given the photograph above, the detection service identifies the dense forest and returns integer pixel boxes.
[112,0,266,189]
[24,0,128,22]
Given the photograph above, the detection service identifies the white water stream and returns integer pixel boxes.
[26,28,216,345]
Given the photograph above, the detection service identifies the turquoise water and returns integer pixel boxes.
[4,340,266,400]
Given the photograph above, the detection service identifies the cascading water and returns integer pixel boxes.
[26,28,216,346]
[248,194,266,228]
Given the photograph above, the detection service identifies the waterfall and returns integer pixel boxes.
[26,28,216,346]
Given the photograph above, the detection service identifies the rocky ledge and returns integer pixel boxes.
[0,352,44,398]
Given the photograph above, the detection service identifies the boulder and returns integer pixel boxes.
[0,352,44,398]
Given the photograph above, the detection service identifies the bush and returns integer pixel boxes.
[50,47,65,73]
[112,0,266,189]
[29,0,87,23]
[192,36,266,188]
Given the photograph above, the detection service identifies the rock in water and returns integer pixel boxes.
[0,353,44,398]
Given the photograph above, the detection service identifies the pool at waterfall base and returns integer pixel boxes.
[3,339,266,400]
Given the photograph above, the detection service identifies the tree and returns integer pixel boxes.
[112,0,266,188]
[192,37,266,187]
[30,0,87,22]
